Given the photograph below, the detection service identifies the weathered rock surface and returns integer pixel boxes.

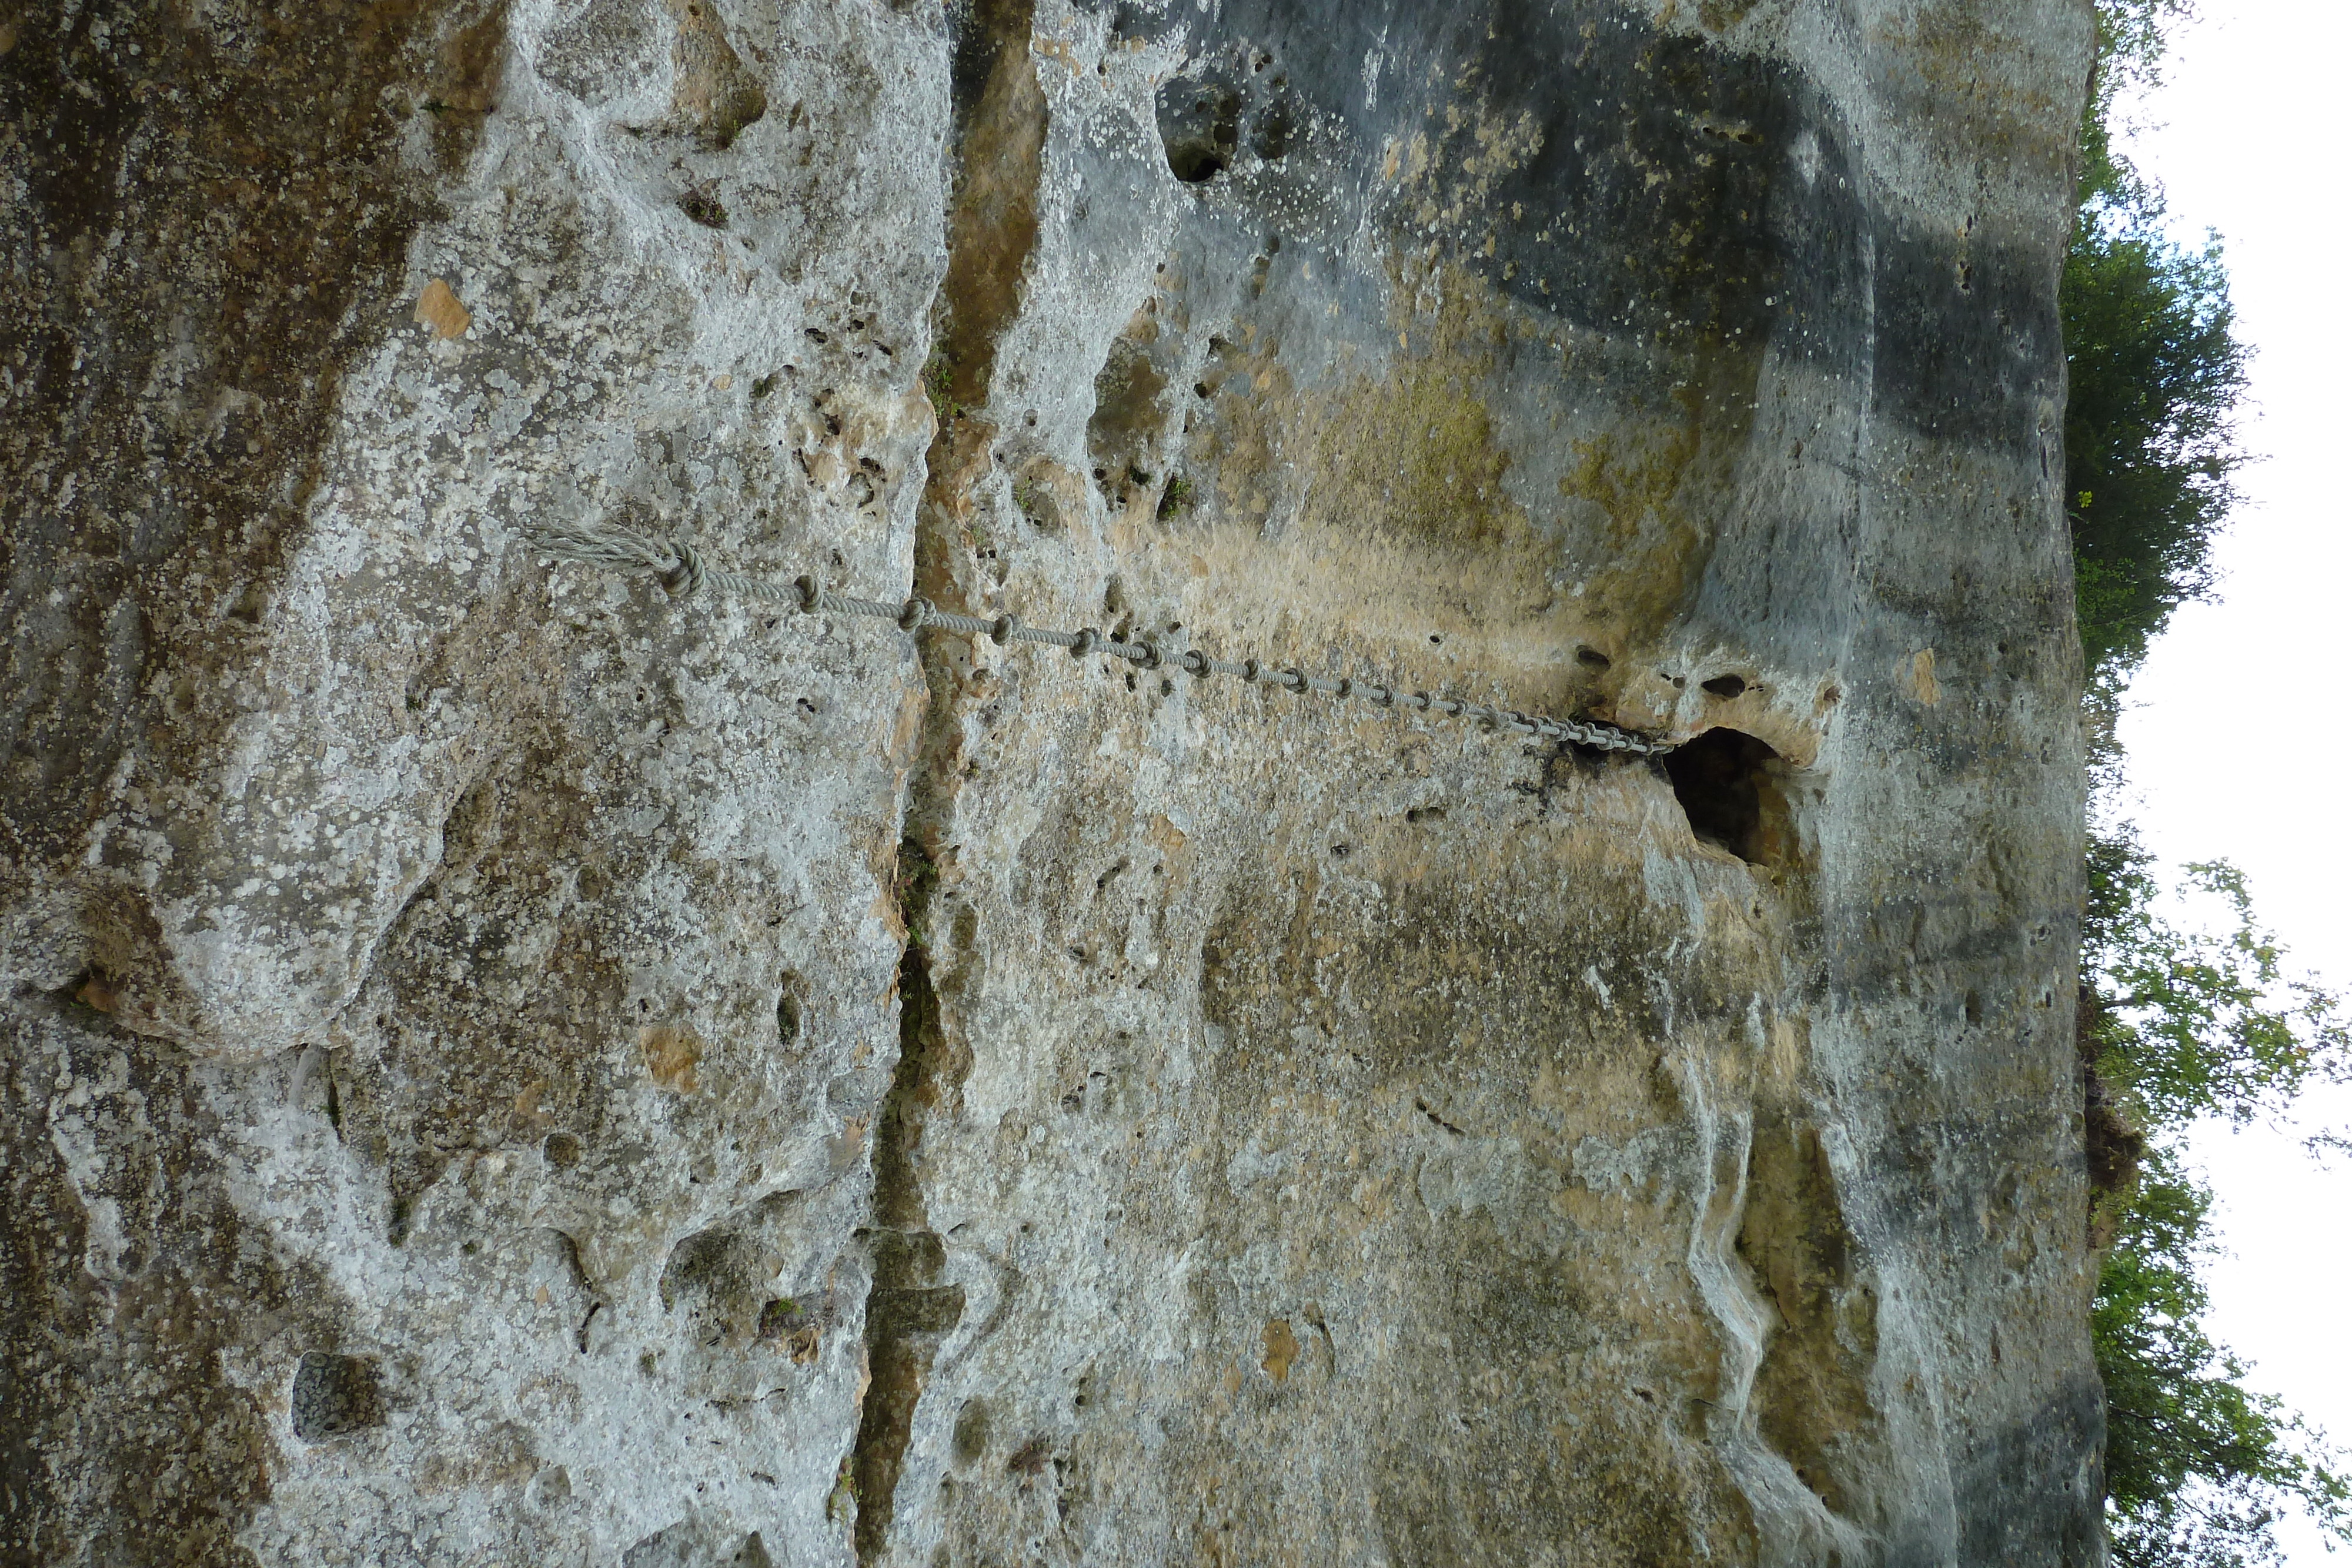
[2,0,2099,1563]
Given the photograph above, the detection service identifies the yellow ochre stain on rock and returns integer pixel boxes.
[1261,1319,1301,1382]
[414,278,470,339]
[639,1025,703,1094]
[1906,648,1942,705]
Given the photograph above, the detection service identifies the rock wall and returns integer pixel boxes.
[0,0,2100,1563]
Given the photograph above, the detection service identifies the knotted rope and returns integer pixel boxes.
[522,516,1676,757]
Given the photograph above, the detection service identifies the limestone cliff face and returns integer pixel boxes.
[1,0,2098,1563]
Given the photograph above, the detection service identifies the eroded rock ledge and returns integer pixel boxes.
[2,0,2098,1562]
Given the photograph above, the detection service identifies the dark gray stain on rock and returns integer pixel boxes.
[291,1352,385,1440]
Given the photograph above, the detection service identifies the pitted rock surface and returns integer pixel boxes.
[1,0,2100,1563]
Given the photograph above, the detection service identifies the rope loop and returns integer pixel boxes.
[1071,627,1100,658]
[662,540,707,598]
[1281,667,1308,694]
[990,614,1020,644]
[1182,649,1211,677]
[1137,640,1165,670]
[794,574,822,611]
[897,597,932,631]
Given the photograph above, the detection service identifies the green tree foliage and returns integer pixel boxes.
[2087,850,2347,1133]
[2068,8,2352,1562]
[2064,1,2249,681]
[2081,830,2352,1566]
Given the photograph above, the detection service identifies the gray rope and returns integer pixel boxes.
[522,515,1678,757]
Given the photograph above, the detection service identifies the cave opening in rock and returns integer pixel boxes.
[1663,727,1789,865]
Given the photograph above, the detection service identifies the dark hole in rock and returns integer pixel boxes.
[291,1352,382,1439]
[777,977,803,1043]
[757,1297,807,1337]
[953,1398,993,1465]
[1701,673,1748,698]
[1156,77,1239,182]
[1250,97,1295,161]
[1575,646,1611,669]
[677,185,728,229]
[1663,727,1789,865]
[544,1132,582,1168]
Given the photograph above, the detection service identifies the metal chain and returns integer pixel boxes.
[522,516,1679,757]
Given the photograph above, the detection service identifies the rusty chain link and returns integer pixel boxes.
[523,516,1679,757]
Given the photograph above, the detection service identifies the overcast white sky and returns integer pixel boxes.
[2106,1,2352,1557]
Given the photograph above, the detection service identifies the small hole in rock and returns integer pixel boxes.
[1157,77,1240,182]
[1576,647,1611,669]
[1700,674,1747,699]
[677,185,729,229]
[1663,728,1790,866]
[543,1132,582,1169]
[954,1399,994,1465]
